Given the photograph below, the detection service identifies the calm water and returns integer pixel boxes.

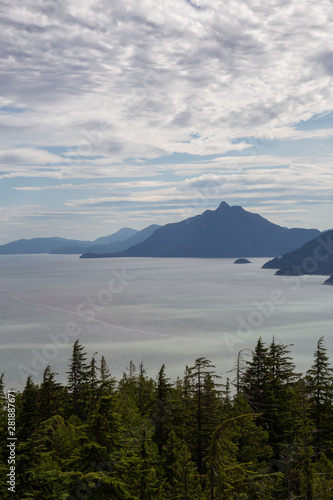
[0,254,332,390]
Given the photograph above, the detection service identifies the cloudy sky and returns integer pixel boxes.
[1,0,333,243]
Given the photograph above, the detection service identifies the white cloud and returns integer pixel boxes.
[1,0,333,236]
[59,159,333,211]
[12,180,174,191]
[1,0,333,159]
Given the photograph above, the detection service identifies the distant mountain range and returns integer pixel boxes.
[50,227,141,254]
[262,230,333,276]
[0,226,161,255]
[0,228,138,255]
[90,228,138,246]
[82,201,320,259]
[0,237,93,255]
[0,202,324,259]
[79,225,161,257]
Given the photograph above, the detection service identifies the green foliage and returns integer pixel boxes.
[66,339,91,419]
[206,406,278,499]
[17,375,41,441]
[152,364,173,454]
[118,361,156,417]
[186,357,222,474]
[38,366,65,422]
[164,430,203,499]
[305,336,333,455]
[241,338,302,458]
[1,338,333,499]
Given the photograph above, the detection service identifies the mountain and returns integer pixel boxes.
[50,227,138,254]
[80,225,161,258]
[0,237,92,255]
[84,202,320,258]
[262,230,333,276]
[91,227,138,245]
[0,227,148,256]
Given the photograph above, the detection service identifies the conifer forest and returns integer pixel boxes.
[1,337,333,499]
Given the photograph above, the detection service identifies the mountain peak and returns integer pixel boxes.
[216,201,230,212]
[118,202,320,258]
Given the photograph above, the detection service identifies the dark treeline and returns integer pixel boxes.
[1,337,333,499]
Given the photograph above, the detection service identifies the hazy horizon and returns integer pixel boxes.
[0,201,329,245]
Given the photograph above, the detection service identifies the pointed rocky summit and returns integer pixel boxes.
[104,202,320,258]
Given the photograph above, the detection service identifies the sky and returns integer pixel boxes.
[1,0,333,244]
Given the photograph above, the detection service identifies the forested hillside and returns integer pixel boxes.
[1,338,333,499]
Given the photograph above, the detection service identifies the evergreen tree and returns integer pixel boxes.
[136,424,165,499]
[118,361,155,417]
[310,453,333,499]
[266,338,301,454]
[98,355,116,395]
[164,430,203,499]
[242,338,301,458]
[152,364,172,454]
[206,411,277,499]
[170,368,196,445]
[137,361,155,416]
[16,375,40,441]
[305,337,333,454]
[38,366,64,422]
[290,380,317,500]
[268,337,300,386]
[2,338,333,499]
[71,394,130,499]
[16,415,82,499]
[186,357,221,475]
[66,340,90,419]
[241,337,271,414]
[88,354,99,395]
